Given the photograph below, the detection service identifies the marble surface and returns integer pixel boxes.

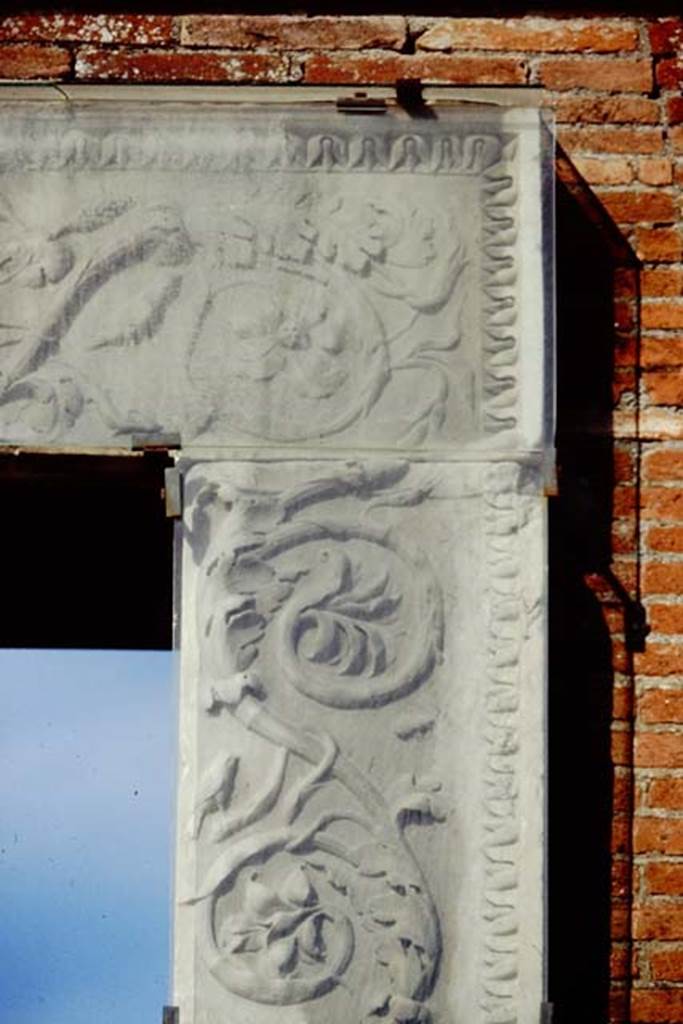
[0,101,547,454]
[174,457,546,1024]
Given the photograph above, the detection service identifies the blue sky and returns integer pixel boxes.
[0,649,175,1024]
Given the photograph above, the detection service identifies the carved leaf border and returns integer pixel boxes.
[480,464,524,1024]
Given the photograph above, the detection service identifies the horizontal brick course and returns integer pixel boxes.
[74,47,296,83]
[558,127,664,156]
[648,603,683,635]
[0,42,70,79]
[639,689,683,723]
[0,14,176,45]
[649,948,683,982]
[634,904,683,940]
[648,776,683,809]
[303,52,528,86]
[554,95,660,124]
[181,15,406,52]
[635,817,683,855]
[536,57,652,92]
[631,988,683,1023]
[415,17,638,54]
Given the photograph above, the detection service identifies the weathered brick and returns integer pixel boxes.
[639,688,683,723]
[644,370,683,405]
[634,904,683,940]
[647,526,683,553]
[633,227,683,262]
[672,127,683,155]
[74,47,296,83]
[649,18,683,55]
[635,729,683,765]
[648,603,683,634]
[558,126,664,155]
[675,160,683,187]
[642,269,683,298]
[666,97,683,126]
[0,14,176,45]
[613,770,633,812]
[649,948,683,983]
[643,302,683,331]
[612,857,631,898]
[611,944,631,980]
[657,58,683,91]
[537,57,652,93]
[642,337,683,368]
[415,17,638,54]
[611,902,630,940]
[553,95,660,125]
[648,776,683,809]
[598,191,677,226]
[303,52,528,86]
[635,816,683,854]
[644,563,683,595]
[181,15,406,51]
[631,988,683,1022]
[0,43,70,79]
[612,727,632,765]
[573,156,633,185]
[638,158,673,186]
[645,861,683,894]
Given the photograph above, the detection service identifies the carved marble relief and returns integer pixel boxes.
[175,459,545,1024]
[0,104,546,452]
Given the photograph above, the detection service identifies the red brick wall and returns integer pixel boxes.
[1,11,682,1023]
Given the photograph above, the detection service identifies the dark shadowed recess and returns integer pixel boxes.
[1,0,680,16]
[549,153,639,1021]
[0,450,174,649]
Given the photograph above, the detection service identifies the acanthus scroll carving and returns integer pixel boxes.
[184,463,446,1023]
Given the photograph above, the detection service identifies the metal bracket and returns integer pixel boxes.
[163,466,183,519]
[336,91,387,114]
[540,1001,554,1024]
[162,1007,179,1024]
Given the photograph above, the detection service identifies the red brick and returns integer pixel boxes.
[672,127,683,155]
[0,43,70,79]
[303,52,528,86]
[614,486,637,516]
[614,445,636,482]
[415,17,638,54]
[537,57,652,93]
[181,15,406,51]
[614,771,633,813]
[634,903,683,940]
[573,156,633,185]
[649,18,683,56]
[644,563,683,594]
[676,161,683,187]
[644,370,683,405]
[666,97,683,126]
[554,95,660,125]
[611,902,630,940]
[643,302,683,331]
[644,450,683,481]
[635,817,683,854]
[634,227,683,262]
[611,944,630,980]
[642,338,683,367]
[648,604,683,634]
[639,158,674,186]
[642,269,683,298]
[613,816,631,854]
[612,857,632,899]
[657,58,683,91]
[639,689,683,723]
[635,730,683,765]
[558,126,664,155]
[649,777,683,810]
[0,14,176,45]
[599,191,677,226]
[645,861,683,894]
[647,526,683,553]
[650,948,683,983]
[631,988,683,1022]
[641,489,683,521]
[612,727,632,765]
[74,47,295,83]
[636,645,683,679]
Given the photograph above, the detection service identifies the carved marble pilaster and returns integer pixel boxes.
[174,458,546,1024]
